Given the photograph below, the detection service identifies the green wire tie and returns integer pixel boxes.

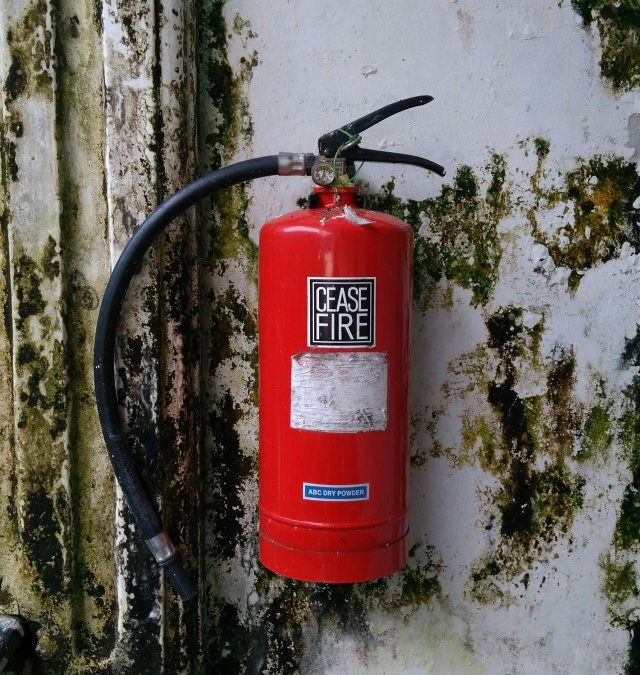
[333,128,365,186]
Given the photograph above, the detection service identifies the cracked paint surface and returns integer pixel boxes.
[2,0,640,673]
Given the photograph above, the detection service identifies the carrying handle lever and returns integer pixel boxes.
[343,147,446,177]
[318,95,434,157]
[342,95,433,136]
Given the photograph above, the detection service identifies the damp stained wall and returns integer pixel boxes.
[1,0,640,673]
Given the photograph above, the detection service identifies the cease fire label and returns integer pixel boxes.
[308,277,375,347]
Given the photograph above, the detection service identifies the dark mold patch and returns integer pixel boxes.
[207,390,253,561]
[546,347,580,457]
[7,141,19,182]
[255,578,378,673]
[209,284,257,360]
[533,137,550,158]
[16,336,66,439]
[68,270,98,313]
[628,621,640,675]
[0,207,13,352]
[615,453,640,550]
[21,485,65,597]
[571,0,640,91]
[205,601,257,674]
[622,329,640,367]
[12,242,67,442]
[261,581,309,675]
[618,329,640,550]
[204,577,311,674]
[365,153,510,308]
[470,558,505,604]
[10,120,24,138]
[463,308,588,595]
[6,55,28,103]
[209,283,258,402]
[307,583,372,635]
[206,558,442,673]
[68,14,80,39]
[5,0,55,105]
[40,235,60,281]
[14,251,45,329]
[17,343,49,407]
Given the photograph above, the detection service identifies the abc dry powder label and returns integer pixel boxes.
[303,483,370,501]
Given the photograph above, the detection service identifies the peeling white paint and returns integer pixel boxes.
[224,0,640,672]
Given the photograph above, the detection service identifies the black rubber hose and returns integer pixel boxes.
[94,156,280,601]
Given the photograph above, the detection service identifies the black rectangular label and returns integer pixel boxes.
[308,277,375,347]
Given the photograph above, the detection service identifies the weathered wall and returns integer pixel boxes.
[1,0,639,673]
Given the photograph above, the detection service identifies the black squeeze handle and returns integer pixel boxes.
[317,95,444,176]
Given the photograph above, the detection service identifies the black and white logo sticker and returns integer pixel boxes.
[308,277,375,347]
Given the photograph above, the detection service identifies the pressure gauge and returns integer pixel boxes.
[311,158,336,186]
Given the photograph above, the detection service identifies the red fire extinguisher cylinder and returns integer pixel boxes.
[258,185,412,583]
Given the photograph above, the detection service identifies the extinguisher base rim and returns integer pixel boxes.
[259,530,407,584]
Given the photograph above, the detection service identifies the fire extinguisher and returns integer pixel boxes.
[94,96,445,600]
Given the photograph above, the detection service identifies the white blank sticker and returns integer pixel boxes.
[290,352,388,432]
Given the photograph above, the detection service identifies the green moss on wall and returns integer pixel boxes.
[592,327,640,673]
[617,380,640,550]
[602,555,639,616]
[209,282,258,402]
[199,1,260,579]
[578,402,612,461]
[0,232,72,667]
[571,0,640,91]
[198,5,266,635]
[366,153,510,308]
[398,560,441,606]
[533,137,551,157]
[461,414,498,472]
[529,151,640,291]
[199,1,258,264]
[601,553,640,674]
